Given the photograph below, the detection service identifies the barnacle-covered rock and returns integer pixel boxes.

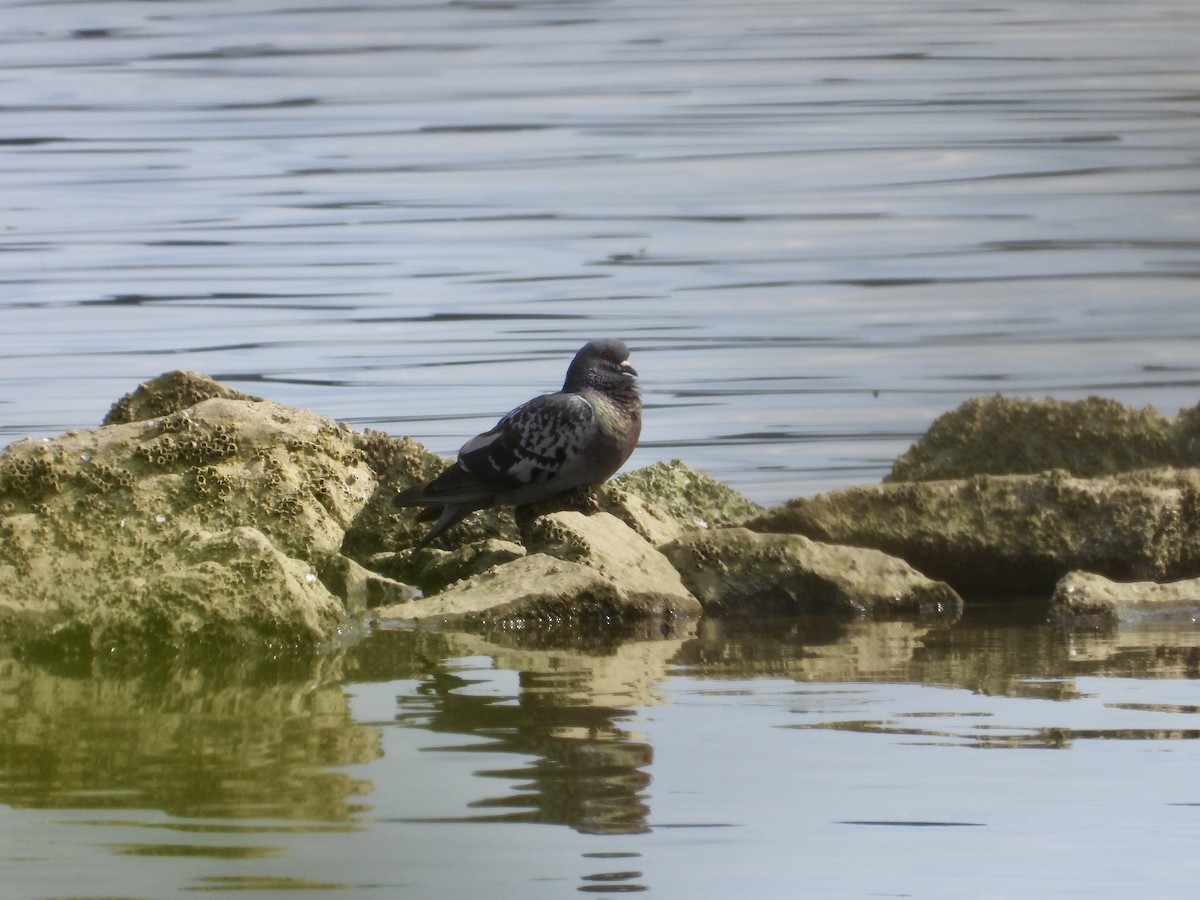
[0,393,382,651]
[887,395,1200,482]
[103,370,263,425]
[747,469,1200,595]
[661,527,962,618]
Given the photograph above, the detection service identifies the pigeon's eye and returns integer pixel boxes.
[602,352,613,360]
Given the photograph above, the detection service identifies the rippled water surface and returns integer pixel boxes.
[2,1,1200,897]
[2,613,1199,898]
[4,0,1199,501]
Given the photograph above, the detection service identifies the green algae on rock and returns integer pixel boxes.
[747,468,1200,595]
[887,395,1200,482]
[0,392,380,650]
[103,370,264,426]
[1050,570,1200,627]
[373,511,702,626]
[30,371,1200,651]
[661,527,962,618]
[612,459,762,528]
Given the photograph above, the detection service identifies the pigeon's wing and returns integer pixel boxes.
[391,462,495,507]
[457,391,596,491]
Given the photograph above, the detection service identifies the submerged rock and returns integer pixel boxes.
[888,394,1200,482]
[661,527,962,618]
[1050,570,1200,626]
[747,469,1200,595]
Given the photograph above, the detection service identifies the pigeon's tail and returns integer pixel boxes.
[393,469,494,550]
[407,503,476,551]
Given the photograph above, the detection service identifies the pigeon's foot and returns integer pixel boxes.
[515,486,602,529]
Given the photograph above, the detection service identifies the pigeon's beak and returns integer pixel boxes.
[620,360,638,378]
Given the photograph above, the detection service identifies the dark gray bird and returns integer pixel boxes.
[393,338,642,550]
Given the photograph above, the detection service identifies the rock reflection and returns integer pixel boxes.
[377,622,696,835]
[0,650,380,822]
[351,607,1200,836]
[671,604,1200,694]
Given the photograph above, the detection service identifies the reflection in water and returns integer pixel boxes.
[673,603,1200,692]
[2,610,1196,840]
[0,651,380,822]
[410,667,652,834]
[381,626,695,835]
[1,611,1198,896]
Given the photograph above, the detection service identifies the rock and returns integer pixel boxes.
[102,370,263,426]
[594,485,686,546]
[612,460,762,529]
[661,527,962,618]
[375,512,703,625]
[747,469,1200,595]
[1050,570,1200,626]
[373,554,633,624]
[120,527,347,645]
[0,395,376,649]
[316,554,420,612]
[887,394,1193,482]
[401,538,528,595]
[522,511,701,614]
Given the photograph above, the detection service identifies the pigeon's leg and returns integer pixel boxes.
[513,486,604,532]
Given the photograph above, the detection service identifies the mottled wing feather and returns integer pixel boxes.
[459,392,594,489]
[396,462,495,506]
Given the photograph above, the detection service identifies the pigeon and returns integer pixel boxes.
[393,338,642,550]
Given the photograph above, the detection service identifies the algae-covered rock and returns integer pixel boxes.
[888,395,1191,482]
[115,527,347,645]
[612,459,762,528]
[661,527,962,618]
[375,511,702,625]
[748,469,1200,594]
[593,485,686,546]
[373,554,633,624]
[0,395,377,649]
[1050,570,1200,626]
[522,511,701,614]
[103,370,263,426]
[394,538,527,595]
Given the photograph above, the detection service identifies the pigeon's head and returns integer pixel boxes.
[565,338,638,391]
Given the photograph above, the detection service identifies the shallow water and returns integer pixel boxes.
[2,1,1200,897]
[2,611,1199,898]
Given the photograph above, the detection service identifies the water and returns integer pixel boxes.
[2,613,1199,898]
[2,1,1200,896]
[3,0,1199,502]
